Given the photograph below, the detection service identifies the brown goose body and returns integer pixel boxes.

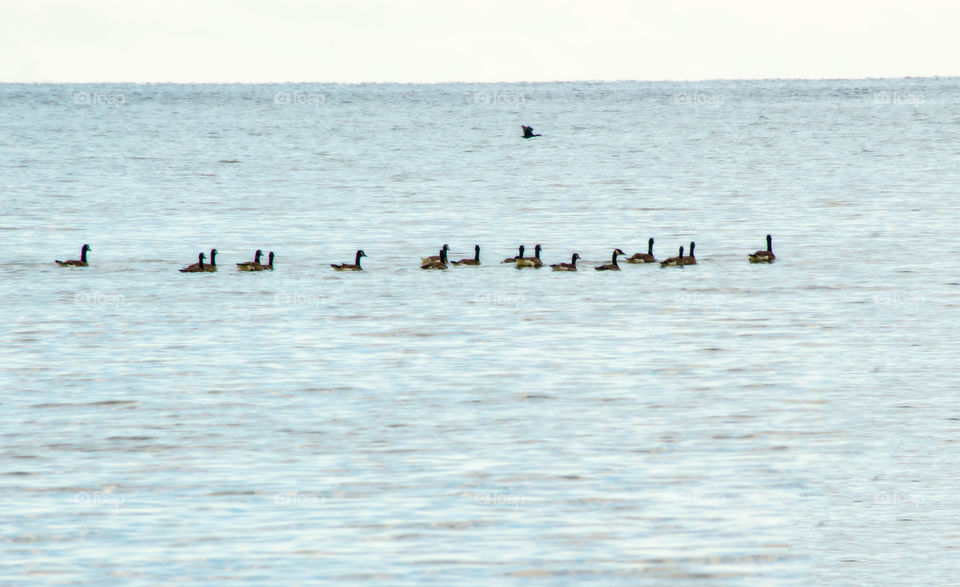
[237,249,264,271]
[452,245,481,265]
[332,250,366,271]
[595,248,626,271]
[421,248,448,270]
[660,246,685,267]
[55,244,91,267]
[203,249,217,273]
[421,244,450,264]
[180,252,207,273]
[502,245,525,263]
[550,253,580,271]
[247,251,274,271]
[749,235,776,263]
[515,244,543,268]
[627,238,656,263]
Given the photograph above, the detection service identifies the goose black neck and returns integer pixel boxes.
[534,245,541,260]
[518,245,525,258]
[80,247,89,262]
[208,249,217,266]
[474,245,480,261]
[611,250,620,265]
[267,252,274,266]
[688,242,695,258]
[254,250,263,263]
[766,234,773,252]
[355,250,363,266]
[648,238,654,255]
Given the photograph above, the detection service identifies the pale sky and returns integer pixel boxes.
[2,0,958,83]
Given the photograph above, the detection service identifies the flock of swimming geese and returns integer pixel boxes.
[53,235,777,270]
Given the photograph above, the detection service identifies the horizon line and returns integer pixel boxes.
[1,75,956,86]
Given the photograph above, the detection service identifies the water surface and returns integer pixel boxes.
[2,79,958,584]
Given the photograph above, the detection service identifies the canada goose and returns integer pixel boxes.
[522,125,541,138]
[246,251,274,271]
[332,250,366,271]
[681,242,697,265]
[502,245,525,263]
[452,245,481,265]
[421,248,448,270]
[627,238,656,263]
[55,244,91,267]
[421,244,450,264]
[595,248,626,271]
[202,248,218,272]
[237,249,264,270]
[516,244,543,268]
[660,246,685,267]
[551,253,580,271]
[749,234,776,263]
[180,252,207,272]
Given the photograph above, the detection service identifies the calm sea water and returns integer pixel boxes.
[2,79,958,585]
